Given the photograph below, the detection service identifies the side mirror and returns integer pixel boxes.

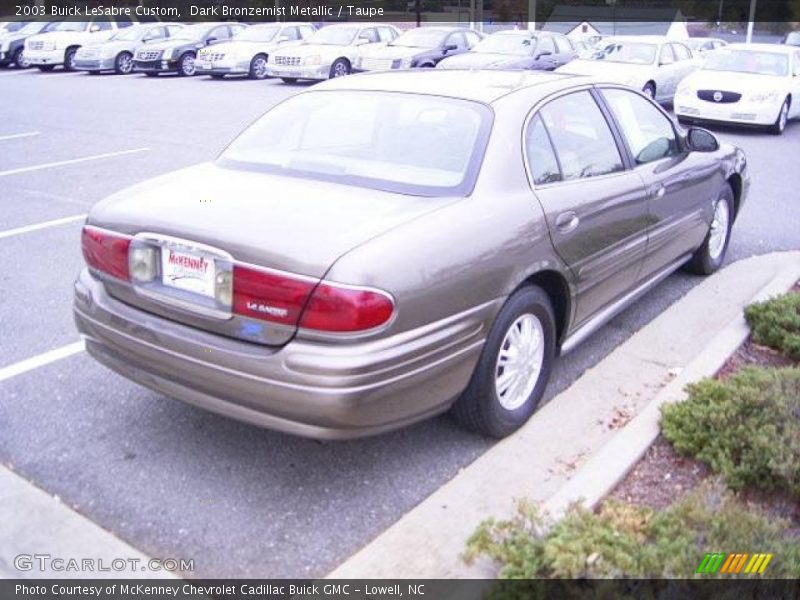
[278,35,291,42]
[686,127,719,152]
[443,43,458,52]
[206,37,217,45]
[536,50,552,59]
[355,37,370,46]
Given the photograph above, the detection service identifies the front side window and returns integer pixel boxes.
[602,88,679,164]
[218,91,492,197]
[378,27,396,42]
[525,114,561,185]
[464,31,482,47]
[672,43,692,61]
[309,26,359,46]
[236,25,280,43]
[473,33,534,56]
[537,91,624,181]
[537,37,555,55]
[555,36,573,54]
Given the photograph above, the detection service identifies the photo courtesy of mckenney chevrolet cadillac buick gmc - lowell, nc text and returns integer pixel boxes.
[74,69,749,440]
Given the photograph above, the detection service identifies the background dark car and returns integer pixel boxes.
[437,30,576,71]
[353,26,483,72]
[133,22,247,76]
[0,21,59,68]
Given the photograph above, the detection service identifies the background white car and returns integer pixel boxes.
[556,35,698,104]
[675,43,800,135]
[25,19,128,71]
[196,22,316,80]
[267,24,399,83]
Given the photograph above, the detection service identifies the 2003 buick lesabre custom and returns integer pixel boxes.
[74,70,749,439]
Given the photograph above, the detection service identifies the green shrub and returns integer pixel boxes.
[661,367,800,498]
[464,480,800,580]
[745,293,800,360]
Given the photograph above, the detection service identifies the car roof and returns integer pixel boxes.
[604,35,670,43]
[316,69,580,103]
[725,42,797,54]
[402,26,466,33]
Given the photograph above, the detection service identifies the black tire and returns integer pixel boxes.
[642,81,656,99]
[249,53,269,80]
[769,98,790,135]
[114,51,133,75]
[451,286,556,438]
[144,72,159,77]
[280,77,297,84]
[63,47,78,72]
[329,57,350,78]
[37,65,56,72]
[685,183,734,275]
[12,47,28,69]
[177,52,196,76]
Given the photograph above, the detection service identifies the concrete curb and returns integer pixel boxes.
[327,251,800,579]
[0,467,175,579]
[542,257,800,520]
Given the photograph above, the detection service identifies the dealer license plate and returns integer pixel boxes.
[161,246,216,298]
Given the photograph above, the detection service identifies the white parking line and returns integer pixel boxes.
[0,131,40,141]
[0,341,85,384]
[0,147,149,177]
[0,214,87,241]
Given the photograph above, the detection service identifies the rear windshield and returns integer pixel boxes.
[218,91,492,197]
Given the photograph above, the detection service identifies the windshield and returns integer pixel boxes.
[54,22,88,33]
[390,29,446,49]
[218,91,491,197]
[703,49,789,76]
[171,24,211,42]
[473,33,533,56]
[111,26,147,41]
[235,25,279,43]
[592,42,657,65]
[308,26,359,46]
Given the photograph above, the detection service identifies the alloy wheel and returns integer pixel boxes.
[494,313,545,411]
[252,57,267,79]
[708,198,730,260]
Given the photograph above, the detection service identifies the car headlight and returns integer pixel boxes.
[162,48,173,60]
[749,91,781,103]
[304,55,321,66]
[399,57,413,69]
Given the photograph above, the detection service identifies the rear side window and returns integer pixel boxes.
[525,115,561,185]
[659,44,675,64]
[537,91,624,181]
[602,88,679,164]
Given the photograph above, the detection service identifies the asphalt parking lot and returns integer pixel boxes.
[1,66,799,578]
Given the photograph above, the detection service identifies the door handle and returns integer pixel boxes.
[555,211,580,233]
[651,184,666,199]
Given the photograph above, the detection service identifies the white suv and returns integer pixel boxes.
[25,19,130,71]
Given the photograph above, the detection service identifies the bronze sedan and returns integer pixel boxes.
[74,70,749,439]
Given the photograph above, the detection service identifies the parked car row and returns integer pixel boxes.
[3,20,799,134]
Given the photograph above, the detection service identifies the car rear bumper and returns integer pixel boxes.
[73,269,496,439]
[266,62,330,80]
[674,96,781,127]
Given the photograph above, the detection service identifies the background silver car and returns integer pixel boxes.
[74,70,749,440]
[74,22,185,74]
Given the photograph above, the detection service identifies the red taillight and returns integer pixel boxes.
[299,283,395,333]
[231,265,395,333]
[232,265,315,326]
[81,226,131,281]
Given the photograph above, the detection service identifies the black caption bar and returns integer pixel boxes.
[3,579,800,600]
[1,0,798,23]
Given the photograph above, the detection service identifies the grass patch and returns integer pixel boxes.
[661,367,800,498]
[464,480,800,579]
[744,293,800,360]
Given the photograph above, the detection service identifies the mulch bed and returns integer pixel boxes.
[608,300,799,529]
